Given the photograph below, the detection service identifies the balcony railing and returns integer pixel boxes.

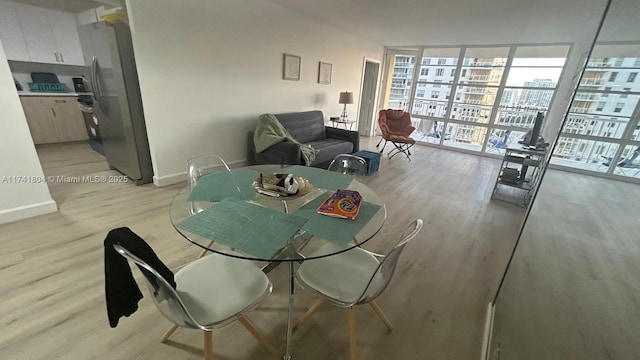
[573,93,598,101]
[462,87,489,95]
[394,62,414,68]
[467,61,499,67]
[580,78,604,86]
[466,75,492,82]
[586,60,611,67]
[570,106,591,113]
[392,73,413,79]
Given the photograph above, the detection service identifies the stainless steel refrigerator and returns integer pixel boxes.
[79,20,153,185]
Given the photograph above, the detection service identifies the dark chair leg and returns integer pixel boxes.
[388,142,413,161]
[378,139,387,153]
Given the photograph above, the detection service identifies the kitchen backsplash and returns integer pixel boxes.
[9,60,90,93]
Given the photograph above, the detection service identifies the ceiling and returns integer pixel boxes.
[8,0,609,45]
[10,0,122,13]
[266,0,608,46]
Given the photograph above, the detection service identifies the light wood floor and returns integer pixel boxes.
[0,138,526,360]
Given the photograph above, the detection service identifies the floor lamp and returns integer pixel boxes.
[339,91,353,121]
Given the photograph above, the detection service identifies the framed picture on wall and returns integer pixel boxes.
[283,53,301,80]
[318,62,332,84]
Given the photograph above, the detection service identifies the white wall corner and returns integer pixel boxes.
[0,38,57,225]
[0,200,57,225]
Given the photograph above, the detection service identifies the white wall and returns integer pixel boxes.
[125,0,384,186]
[0,40,56,224]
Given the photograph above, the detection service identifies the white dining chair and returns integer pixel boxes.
[107,228,279,360]
[293,219,423,360]
[328,154,368,184]
[187,154,237,194]
[186,155,237,258]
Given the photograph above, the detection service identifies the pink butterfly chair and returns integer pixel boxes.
[376,109,416,161]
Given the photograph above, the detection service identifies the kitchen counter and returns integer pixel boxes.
[18,91,92,97]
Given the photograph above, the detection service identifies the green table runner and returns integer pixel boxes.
[287,165,353,190]
[188,170,258,201]
[176,198,308,259]
[292,192,382,245]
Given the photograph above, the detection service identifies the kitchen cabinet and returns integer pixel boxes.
[15,2,58,64]
[0,1,84,65]
[21,96,88,144]
[48,10,85,65]
[0,1,30,61]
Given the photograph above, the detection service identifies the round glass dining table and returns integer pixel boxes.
[169,164,387,262]
[169,164,386,359]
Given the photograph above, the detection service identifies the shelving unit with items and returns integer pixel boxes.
[491,147,548,206]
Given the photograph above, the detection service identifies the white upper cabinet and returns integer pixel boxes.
[49,10,84,65]
[16,3,58,64]
[0,0,85,65]
[0,1,30,61]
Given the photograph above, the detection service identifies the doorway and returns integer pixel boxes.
[358,59,380,136]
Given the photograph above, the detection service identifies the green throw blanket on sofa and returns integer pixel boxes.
[254,113,318,166]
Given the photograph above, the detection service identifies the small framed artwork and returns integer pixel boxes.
[283,53,301,81]
[318,62,332,84]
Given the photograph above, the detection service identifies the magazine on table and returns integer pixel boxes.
[316,189,362,220]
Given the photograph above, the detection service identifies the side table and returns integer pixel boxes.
[330,118,356,130]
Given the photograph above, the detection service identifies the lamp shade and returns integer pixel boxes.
[339,92,354,104]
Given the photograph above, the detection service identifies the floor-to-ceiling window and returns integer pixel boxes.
[549,43,640,180]
[383,45,569,155]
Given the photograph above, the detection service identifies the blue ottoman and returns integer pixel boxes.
[353,150,381,175]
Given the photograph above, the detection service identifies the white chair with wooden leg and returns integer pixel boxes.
[161,155,245,343]
[293,219,423,360]
[106,228,279,359]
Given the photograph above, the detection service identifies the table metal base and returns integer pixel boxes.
[284,261,295,359]
[260,233,312,359]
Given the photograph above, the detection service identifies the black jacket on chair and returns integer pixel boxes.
[103,227,176,328]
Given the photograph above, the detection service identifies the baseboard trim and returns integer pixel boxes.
[152,159,250,187]
[480,302,496,360]
[0,200,57,225]
[153,172,185,187]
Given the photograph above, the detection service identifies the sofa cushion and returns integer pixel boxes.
[275,111,326,144]
[307,138,354,166]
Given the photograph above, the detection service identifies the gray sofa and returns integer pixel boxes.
[247,110,359,168]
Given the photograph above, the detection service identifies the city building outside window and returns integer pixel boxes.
[549,43,640,179]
